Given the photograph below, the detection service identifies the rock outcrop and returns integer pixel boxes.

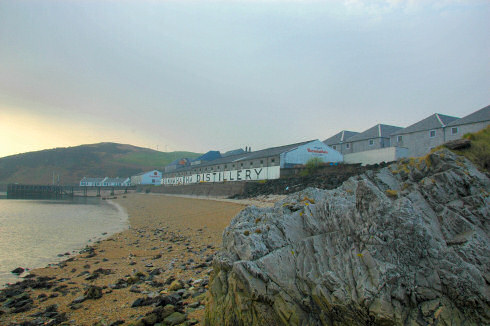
[205,149,490,325]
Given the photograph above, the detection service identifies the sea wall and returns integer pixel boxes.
[148,182,248,197]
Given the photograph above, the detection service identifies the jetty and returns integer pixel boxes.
[6,184,135,199]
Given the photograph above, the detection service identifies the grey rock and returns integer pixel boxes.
[164,311,187,325]
[70,296,86,304]
[205,149,490,326]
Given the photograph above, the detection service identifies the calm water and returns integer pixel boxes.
[0,197,128,287]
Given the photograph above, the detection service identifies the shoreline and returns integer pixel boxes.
[0,198,129,290]
[0,193,256,325]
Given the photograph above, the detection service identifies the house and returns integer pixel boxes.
[80,177,105,187]
[323,130,359,154]
[341,124,402,154]
[390,113,459,157]
[162,140,343,185]
[444,105,490,142]
[131,170,162,185]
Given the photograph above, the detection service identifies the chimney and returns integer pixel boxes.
[249,146,252,152]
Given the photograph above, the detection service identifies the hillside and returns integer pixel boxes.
[0,142,200,185]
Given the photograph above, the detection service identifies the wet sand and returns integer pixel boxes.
[0,193,268,325]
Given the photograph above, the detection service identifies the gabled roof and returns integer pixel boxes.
[234,140,314,161]
[167,158,190,166]
[391,113,459,136]
[222,149,246,157]
[193,151,221,162]
[346,124,402,142]
[134,170,161,176]
[446,105,490,127]
[164,140,315,174]
[104,177,129,183]
[80,177,105,182]
[323,130,359,145]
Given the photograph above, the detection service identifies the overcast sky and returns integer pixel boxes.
[0,0,489,157]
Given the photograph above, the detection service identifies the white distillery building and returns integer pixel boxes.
[80,177,131,187]
[162,140,343,186]
[103,177,131,187]
[131,170,162,185]
[80,177,105,187]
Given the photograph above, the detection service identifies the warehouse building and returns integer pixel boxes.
[131,170,162,185]
[80,177,105,187]
[80,177,131,187]
[162,139,342,186]
[103,177,131,187]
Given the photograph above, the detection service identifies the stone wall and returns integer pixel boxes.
[148,182,247,197]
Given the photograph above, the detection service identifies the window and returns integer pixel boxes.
[260,160,263,164]
[250,162,253,166]
[369,139,374,146]
[346,143,350,149]
[397,136,402,142]
[430,130,436,138]
[271,159,275,163]
[241,163,243,167]
[152,179,155,183]
[332,145,337,150]
[224,165,227,169]
[451,127,458,135]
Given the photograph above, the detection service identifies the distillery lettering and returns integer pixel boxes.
[163,166,280,185]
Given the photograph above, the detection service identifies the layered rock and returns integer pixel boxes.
[205,149,490,325]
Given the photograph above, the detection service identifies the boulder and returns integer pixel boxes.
[164,312,187,325]
[11,267,25,275]
[205,149,490,326]
[169,280,184,291]
[84,286,103,300]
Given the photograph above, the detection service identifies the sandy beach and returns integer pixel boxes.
[0,193,274,326]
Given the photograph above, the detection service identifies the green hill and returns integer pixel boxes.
[0,142,201,185]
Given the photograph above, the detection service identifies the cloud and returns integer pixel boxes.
[342,0,476,15]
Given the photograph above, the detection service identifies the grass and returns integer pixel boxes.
[385,189,398,199]
[450,126,490,172]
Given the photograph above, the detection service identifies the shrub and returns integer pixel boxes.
[300,157,323,177]
[453,126,490,172]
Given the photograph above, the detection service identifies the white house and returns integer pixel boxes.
[131,170,162,185]
[102,177,131,187]
[80,177,105,187]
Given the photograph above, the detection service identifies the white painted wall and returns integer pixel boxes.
[131,170,162,185]
[281,140,343,167]
[344,147,408,165]
[163,166,280,185]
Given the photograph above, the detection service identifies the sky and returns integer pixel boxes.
[0,0,489,157]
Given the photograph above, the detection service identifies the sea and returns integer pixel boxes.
[0,196,128,288]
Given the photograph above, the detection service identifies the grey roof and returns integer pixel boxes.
[104,177,129,183]
[346,124,402,142]
[391,113,459,136]
[166,140,315,174]
[134,170,161,176]
[222,148,246,157]
[446,105,490,127]
[80,177,104,182]
[323,130,359,145]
